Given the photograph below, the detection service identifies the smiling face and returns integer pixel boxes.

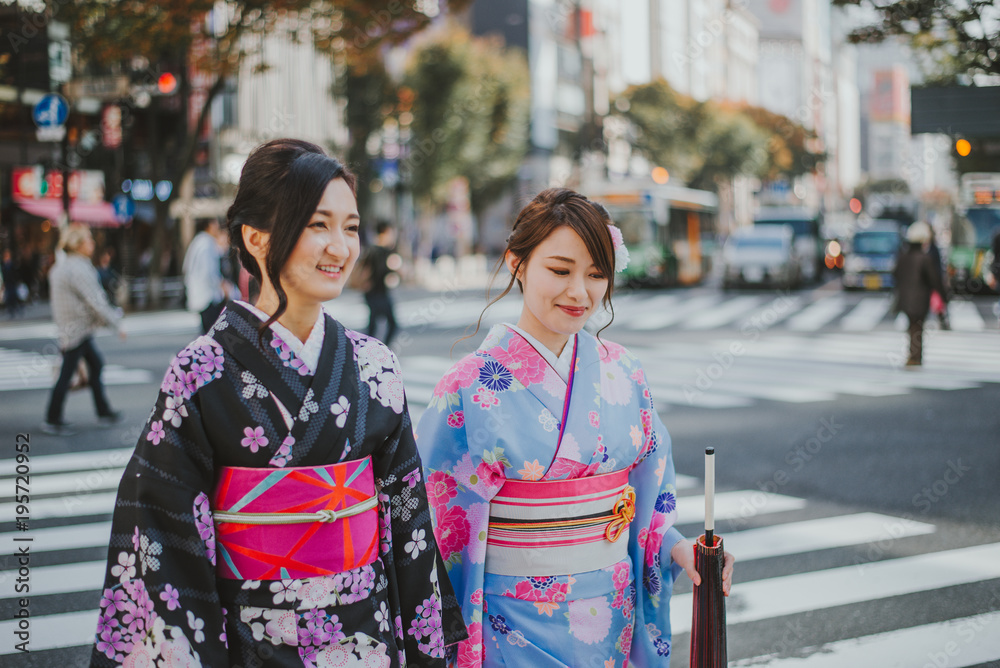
[277,177,360,307]
[507,225,609,354]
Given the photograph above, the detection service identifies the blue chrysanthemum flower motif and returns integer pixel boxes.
[653,637,671,657]
[643,565,662,595]
[478,360,513,393]
[529,576,557,591]
[489,613,510,635]
[654,490,676,514]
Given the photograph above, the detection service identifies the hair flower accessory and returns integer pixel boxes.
[607,224,630,273]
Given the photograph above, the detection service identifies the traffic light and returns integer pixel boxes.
[955,139,972,157]
[157,72,178,95]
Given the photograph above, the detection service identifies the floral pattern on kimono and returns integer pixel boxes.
[92,302,465,667]
[416,324,683,667]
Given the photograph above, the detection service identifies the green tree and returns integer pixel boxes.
[56,0,470,303]
[617,79,769,190]
[736,104,826,182]
[832,0,1000,81]
[404,24,530,244]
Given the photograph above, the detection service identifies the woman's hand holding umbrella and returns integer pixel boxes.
[670,539,735,596]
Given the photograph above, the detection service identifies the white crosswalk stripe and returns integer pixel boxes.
[729,611,1000,668]
[1,448,999,663]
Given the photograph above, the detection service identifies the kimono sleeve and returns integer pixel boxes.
[371,369,467,666]
[415,379,502,668]
[626,365,685,665]
[91,348,227,667]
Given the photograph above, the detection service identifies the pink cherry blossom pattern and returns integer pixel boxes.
[240,426,268,453]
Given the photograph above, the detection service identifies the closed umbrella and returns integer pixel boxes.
[690,447,727,667]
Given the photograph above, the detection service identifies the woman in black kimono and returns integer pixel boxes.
[91,139,465,667]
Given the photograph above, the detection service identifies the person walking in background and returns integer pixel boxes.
[894,221,943,367]
[926,226,950,330]
[361,220,400,346]
[96,247,121,306]
[2,247,24,318]
[987,229,1000,327]
[44,224,126,436]
[183,218,232,333]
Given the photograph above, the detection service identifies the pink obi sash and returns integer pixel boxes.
[485,468,636,576]
[211,457,379,580]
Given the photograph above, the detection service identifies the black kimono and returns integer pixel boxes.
[91,302,465,667]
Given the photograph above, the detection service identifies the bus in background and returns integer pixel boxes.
[752,207,824,284]
[585,179,718,287]
[949,173,1000,293]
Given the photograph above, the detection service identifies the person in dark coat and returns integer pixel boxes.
[893,221,943,366]
[361,220,400,346]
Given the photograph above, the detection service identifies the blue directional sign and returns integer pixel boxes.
[33,94,69,128]
[112,194,135,223]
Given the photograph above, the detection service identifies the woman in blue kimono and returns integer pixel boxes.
[91,139,464,667]
[415,188,733,667]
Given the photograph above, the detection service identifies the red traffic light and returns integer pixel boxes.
[157,73,178,95]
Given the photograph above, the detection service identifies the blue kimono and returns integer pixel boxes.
[415,324,685,667]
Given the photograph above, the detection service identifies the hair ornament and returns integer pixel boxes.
[607,224,629,273]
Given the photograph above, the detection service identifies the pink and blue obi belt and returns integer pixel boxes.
[485,468,636,576]
[211,456,379,580]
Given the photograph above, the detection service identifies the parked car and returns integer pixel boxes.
[722,225,800,290]
[842,221,903,291]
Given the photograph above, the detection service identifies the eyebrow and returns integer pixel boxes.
[314,210,361,220]
[547,255,576,263]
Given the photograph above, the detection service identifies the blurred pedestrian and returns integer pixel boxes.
[183,218,232,333]
[893,221,943,367]
[360,220,400,346]
[926,226,950,330]
[1,248,23,318]
[96,247,121,306]
[987,229,1000,325]
[44,224,126,436]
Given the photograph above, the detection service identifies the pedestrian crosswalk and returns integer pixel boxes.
[1,448,998,664]
[1,313,996,429]
[0,290,994,345]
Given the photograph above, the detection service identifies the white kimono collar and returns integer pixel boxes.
[237,300,325,376]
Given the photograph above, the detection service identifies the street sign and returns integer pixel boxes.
[32,94,69,128]
[112,194,135,223]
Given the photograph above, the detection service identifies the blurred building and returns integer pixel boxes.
[746,0,861,211]
[867,65,910,182]
[852,36,956,197]
[647,0,759,105]
[471,0,599,194]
